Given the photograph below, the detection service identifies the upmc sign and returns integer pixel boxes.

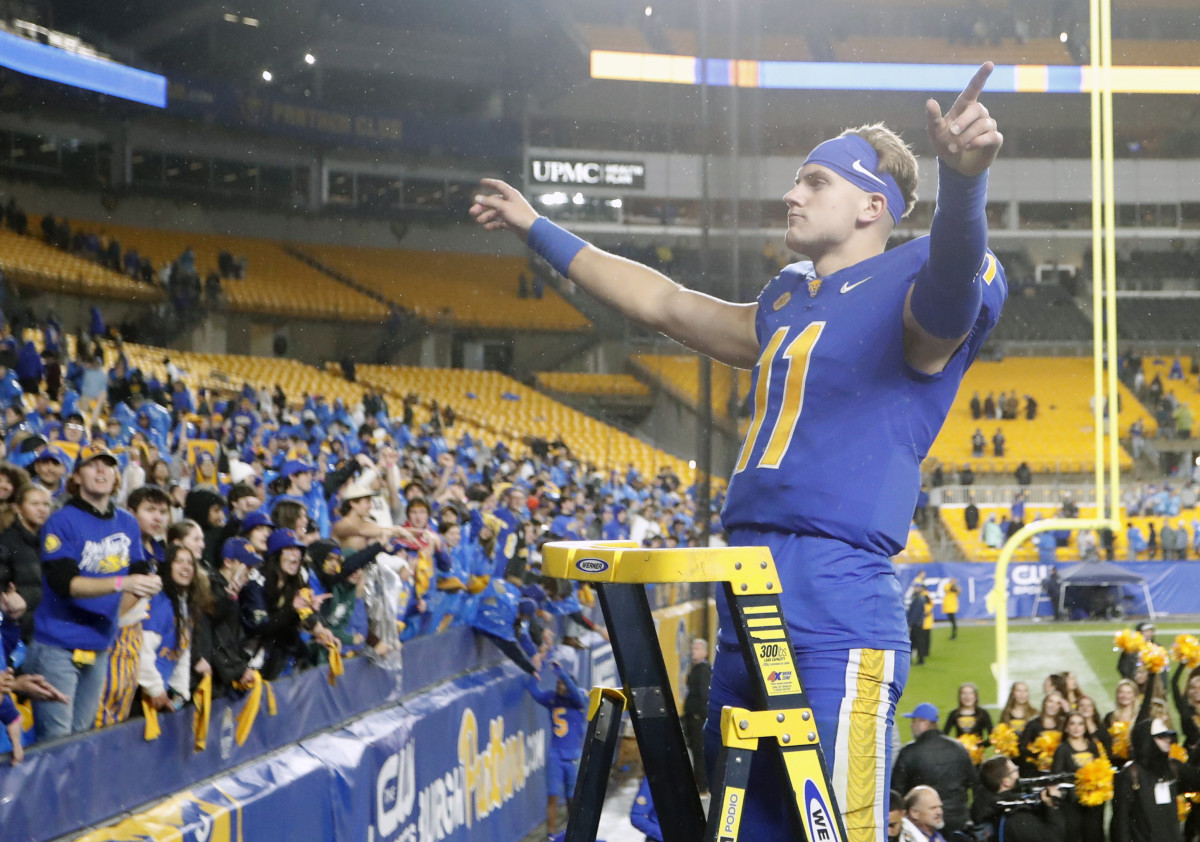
[529,158,646,189]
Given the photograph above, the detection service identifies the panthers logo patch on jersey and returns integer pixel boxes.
[772,291,791,311]
[44,533,62,553]
[80,533,133,574]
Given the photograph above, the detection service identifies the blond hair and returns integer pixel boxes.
[839,123,919,219]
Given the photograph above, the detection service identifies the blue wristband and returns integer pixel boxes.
[527,217,587,278]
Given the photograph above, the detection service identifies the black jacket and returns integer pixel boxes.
[184,487,227,571]
[0,519,41,643]
[683,660,711,721]
[892,728,977,833]
[201,570,252,696]
[1110,719,1200,842]
[970,782,1065,842]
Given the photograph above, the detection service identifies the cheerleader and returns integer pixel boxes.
[944,682,993,740]
[1000,680,1036,733]
[1051,711,1106,842]
[1019,691,1066,776]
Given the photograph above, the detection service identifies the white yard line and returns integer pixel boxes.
[1008,630,1109,705]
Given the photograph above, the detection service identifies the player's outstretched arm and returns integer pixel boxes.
[903,62,1004,374]
[471,179,759,369]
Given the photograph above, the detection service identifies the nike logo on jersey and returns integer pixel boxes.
[851,159,886,186]
[840,276,872,294]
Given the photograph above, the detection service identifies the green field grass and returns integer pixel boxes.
[898,619,1200,733]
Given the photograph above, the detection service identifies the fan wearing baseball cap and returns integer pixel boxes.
[1112,717,1200,841]
[892,702,976,836]
[27,443,162,740]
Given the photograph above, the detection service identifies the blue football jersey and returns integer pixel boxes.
[529,671,589,758]
[722,237,1006,556]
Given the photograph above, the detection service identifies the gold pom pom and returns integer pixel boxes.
[1030,729,1062,772]
[990,723,1020,759]
[1114,628,1145,654]
[1141,641,1170,674]
[958,733,985,765]
[1075,757,1115,807]
[1171,743,1189,763]
[1173,634,1200,669]
[1109,721,1131,760]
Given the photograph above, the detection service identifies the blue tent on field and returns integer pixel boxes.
[1056,561,1155,620]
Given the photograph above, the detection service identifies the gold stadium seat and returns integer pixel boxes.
[927,357,1151,476]
[944,501,1200,563]
[0,228,164,302]
[298,245,590,331]
[535,372,650,397]
[357,364,695,482]
[894,524,932,564]
[629,353,751,424]
[71,221,387,321]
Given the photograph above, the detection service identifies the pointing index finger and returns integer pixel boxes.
[948,61,995,120]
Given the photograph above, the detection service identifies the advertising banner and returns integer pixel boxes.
[893,560,1200,620]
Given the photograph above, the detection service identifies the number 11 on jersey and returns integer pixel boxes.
[733,322,826,474]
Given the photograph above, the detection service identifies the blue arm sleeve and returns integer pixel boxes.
[433,548,453,574]
[526,678,555,708]
[557,669,589,710]
[517,623,537,657]
[0,694,18,727]
[909,161,988,339]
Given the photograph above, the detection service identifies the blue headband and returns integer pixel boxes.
[802,135,905,225]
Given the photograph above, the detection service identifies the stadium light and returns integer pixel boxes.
[261,69,273,82]
[645,6,653,16]
[539,192,569,206]
[223,13,238,22]
[304,52,316,65]
[572,192,585,205]
[1059,31,1069,43]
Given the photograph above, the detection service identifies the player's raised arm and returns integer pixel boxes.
[470,179,760,369]
[903,62,1004,374]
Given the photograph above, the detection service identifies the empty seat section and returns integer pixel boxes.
[928,357,1151,475]
[301,245,590,331]
[535,372,650,397]
[76,222,387,321]
[630,353,751,425]
[0,227,163,301]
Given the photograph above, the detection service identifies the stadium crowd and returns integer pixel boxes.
[0,310,733,760]
[890,624,1200,842]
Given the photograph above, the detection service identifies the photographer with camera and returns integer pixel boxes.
[970,756,1065,842]
[1111,717,1200,842]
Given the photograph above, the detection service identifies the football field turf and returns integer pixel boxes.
[900,618,1200,722]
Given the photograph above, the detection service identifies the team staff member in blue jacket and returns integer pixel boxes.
[527,660,589,838]
[27,443,161,740]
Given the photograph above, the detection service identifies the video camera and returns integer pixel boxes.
[994,773,1075,811]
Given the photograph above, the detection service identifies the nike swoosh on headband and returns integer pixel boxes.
[851,159,887,187]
